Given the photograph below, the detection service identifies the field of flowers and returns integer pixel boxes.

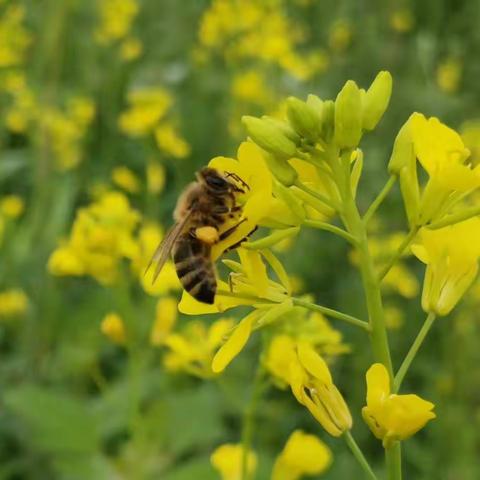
[1,1,480,479]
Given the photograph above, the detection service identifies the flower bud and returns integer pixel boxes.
[264,153,298,186]
[319,100,335,142]
[334,80,362,148]
[362,71,393,131]
[286,96,322,140]
[242,116,297,159]
[261,116,301,145]
[388,113,416,175]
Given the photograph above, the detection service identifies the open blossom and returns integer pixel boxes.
[210,444,257,480]
[272,430,332,480]
[412,219,480,315]
[362,363,435,448]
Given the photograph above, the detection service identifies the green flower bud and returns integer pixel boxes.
[334,80,363,148]
[243,226,300,250]
[242,116,297,159]
[319,100,335,142]
[286,96,322,140]
[307,94,324,112]
[263,153,298,186]
[261,116,301,145]
[388,114,416,175]
[362,71,393,131]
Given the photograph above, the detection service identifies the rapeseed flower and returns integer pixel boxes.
[163,318,234,378]
[95,0,139,45]
[412,219,480,315]
[112,166,141,193]
[272,430,332,480]
[154,123,190,158]
[210,443,257,480]
[146,161,166,194]
[362,363,435,448]
[0,5,31,67]
[101,312,126,345]
[0,289,28,318]
[0,195,24,218]
[150,297,178,346]
[289,342,352,436]
[436,57,463,94]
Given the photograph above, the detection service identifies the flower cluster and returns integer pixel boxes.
[0,5,31,68]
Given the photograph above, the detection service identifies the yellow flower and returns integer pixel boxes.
[231,70,271,105]
[384,305,405,330]
[264,335,297,387]
[289,342,352,436]
[67,96,96,127]
[120,36,143,61]
[0,289,28,318]
[1,195,24,218]
[95,0,139,44]
[101,312,126,344]
[362,363,435,448]
[150,297,178,346]
[163,318,234,378]
[210,443,257,480]
[0,5,32,67]
[272,430,332,480]
[112,166,141,193]
[118,87,172,137]
[436,57,462,94]
[328,19,352,53]
[146,161,166,194]
[389,8,415,33]
[461,119,480,166]
[48,191,140,285]
[154,123,190,158]
[395,113,480,225]
[412,219,480,315]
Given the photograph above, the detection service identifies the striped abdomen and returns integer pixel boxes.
[173,234,216,304]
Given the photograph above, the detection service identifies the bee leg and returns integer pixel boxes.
[224,226,258,252]
[228,272,242,292]
[218,218,248,241]
[225,171,250,191]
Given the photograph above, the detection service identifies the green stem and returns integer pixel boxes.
[427,204,480,229]
[292,297,370,331]
[393,312,436,392]
[337,152,400,479]
[378,226,420,281]
[294,180,339,211]
[344,431,378,480]
[241,365,266,480]
[364,175,396,224]
[386,443,402,480]
[303,218,358,245]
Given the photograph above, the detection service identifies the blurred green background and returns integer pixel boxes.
[1,0,480,479]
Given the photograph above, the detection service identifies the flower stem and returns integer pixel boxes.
[241,365,266,480]
[303,218,358,245]
[294,180,339,211]
[364,175,396,224]
[292,297,370,331]
[378,226,420,281]
[393,312,436,392]
[386,443,402,480]
[344,431,378,480]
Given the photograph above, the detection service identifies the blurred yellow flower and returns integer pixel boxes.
[67,96,96,127]
[362,363,435,448]
[211,443,257,480]
[412,219,480,315]
[461,119,480,166]
[231,70,271,105]
[96,0,139,44]
[272,430,332,480]
[389,8,415,33]
[436,57,463,94]
[112,166,141,193]
[383,263,419,299]
[118,87,172,137]
[101,312,126,345]
[154,123,190,158]
[150,297,178,346]
[328,19,352,53]
[163,318,234,378]
[289,342,352,436]
[0,195,24,218]
[120,36,143,61]
[146,161,166,194]
[0,5,32,67]
[264,334,297,387]
[0,289,28,318]
[384,305,405,330]
[48,191,140,285]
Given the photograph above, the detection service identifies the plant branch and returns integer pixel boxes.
[344,431,378,480]
[364,175,396,224]
[294,180,339,211]
[393,312,436,392]
[426,204,480,229]
[303,218,358,245]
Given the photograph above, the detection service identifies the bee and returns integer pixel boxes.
[147,167,251,304]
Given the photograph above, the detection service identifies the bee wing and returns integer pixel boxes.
[146,213,192,283]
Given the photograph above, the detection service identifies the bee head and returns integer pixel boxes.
[198,168,231,194]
